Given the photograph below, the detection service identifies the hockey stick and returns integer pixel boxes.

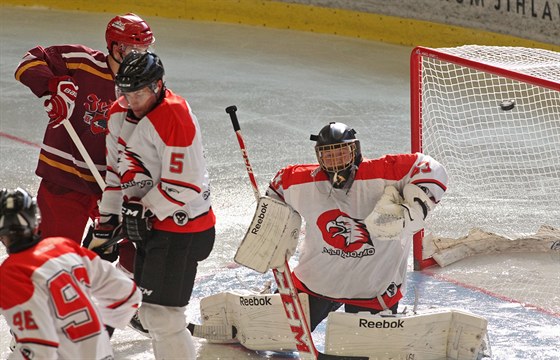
[61,119,106,190]
[187,322,237,342]
[96,227,124,251]
[226,105,368,360]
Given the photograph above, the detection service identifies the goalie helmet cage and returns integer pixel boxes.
[410,45,560,270]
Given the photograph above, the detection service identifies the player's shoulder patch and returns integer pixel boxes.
[149,91,196,147]
[282,164,325,187]
[0,257,35,309]
[357,154,418,181]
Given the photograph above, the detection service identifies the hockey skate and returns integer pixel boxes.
[128,310,151,338]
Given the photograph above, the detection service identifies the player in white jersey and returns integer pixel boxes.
[264,122,448,331]
[90,51,216,359]
[0,188,141,359]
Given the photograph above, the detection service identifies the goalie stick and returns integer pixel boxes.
[226,105,368,360]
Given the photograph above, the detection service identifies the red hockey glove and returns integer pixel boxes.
[122,200,153,242]
[44,76,78,128]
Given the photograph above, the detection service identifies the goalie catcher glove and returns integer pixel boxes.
[44,76,78,128]
[235,196,302,273]
[84,214,121,262]
[401,183,435,236]
[122,200,153,242]
[364,185,405,241]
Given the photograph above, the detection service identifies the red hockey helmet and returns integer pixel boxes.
[105,13,154,50]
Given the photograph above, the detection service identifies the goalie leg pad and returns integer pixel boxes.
[235,196,302,273]
[200,291,310,351]
[324,309,487,360]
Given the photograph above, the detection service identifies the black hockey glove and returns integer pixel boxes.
[83,214,121,262]
[122,200,153,242]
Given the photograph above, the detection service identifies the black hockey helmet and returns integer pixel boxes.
[115,51,165,93]
[310,122,362,188]
[0,188,41,253]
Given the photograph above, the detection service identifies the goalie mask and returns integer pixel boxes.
[106,13,155,61]
[310,122,362,189]
[0,188,41,254]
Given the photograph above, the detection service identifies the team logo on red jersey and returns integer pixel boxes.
[317,209,373,252]
[83,94,110,134]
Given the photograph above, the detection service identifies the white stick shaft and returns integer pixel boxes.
[62,119,106,190]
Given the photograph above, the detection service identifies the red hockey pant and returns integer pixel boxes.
[37,180,99,244]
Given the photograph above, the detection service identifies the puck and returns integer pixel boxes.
[500,99,516,111]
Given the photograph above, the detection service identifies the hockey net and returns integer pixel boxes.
[411,45,560,271]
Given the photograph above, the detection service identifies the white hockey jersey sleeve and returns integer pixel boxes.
[99,105,127,216]
[87,254,142,329]
[403,153,448,204]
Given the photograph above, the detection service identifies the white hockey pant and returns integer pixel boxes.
[139,303,196,359]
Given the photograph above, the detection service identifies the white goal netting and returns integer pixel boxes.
[411,45,560,268]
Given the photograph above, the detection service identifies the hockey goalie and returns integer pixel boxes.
[194,122,489,360]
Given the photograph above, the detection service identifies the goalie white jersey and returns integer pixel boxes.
[266,153,447,310]
[0,237,141,360]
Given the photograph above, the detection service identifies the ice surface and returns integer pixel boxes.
[1,6,558,360]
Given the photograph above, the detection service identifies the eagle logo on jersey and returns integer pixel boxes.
[121,147,153,189]
[83,94,110,134]
[317,209,373,252]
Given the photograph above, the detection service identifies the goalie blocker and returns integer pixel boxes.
[234,196,302,273]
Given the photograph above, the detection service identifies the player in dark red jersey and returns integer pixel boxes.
[15,12,154,242]
[0,188,141,359]
[14,12,155,283]
[91,51,216,358]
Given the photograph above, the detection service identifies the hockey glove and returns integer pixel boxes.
[84,214,121,262]
[122,200,153,242]
[401,183,435,236]
[44,76,78,128]
[364,185,405,241]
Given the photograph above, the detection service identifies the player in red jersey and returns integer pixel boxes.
[14,12,155,280]
[0,188,141,359]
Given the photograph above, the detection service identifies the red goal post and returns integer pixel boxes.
[410,45,560,270]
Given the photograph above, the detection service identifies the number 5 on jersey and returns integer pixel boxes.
[170,152,184,173]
